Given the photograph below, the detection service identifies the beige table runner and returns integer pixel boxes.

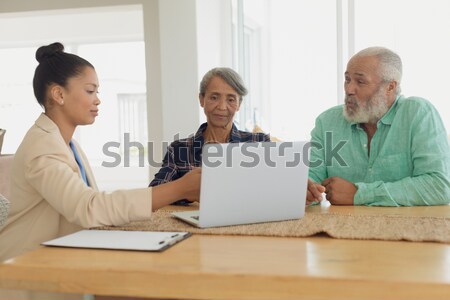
[98,209,450,243]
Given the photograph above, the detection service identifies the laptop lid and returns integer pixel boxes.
[196,141,309,228]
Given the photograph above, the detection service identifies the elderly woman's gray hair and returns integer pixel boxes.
[354,47,402,95]
[199,67,248,102]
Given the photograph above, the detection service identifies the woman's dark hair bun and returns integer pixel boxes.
[35,42,65,63]
[33,42,93,107]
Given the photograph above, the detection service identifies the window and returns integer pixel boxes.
[0,47,41,152]
[118,93,148,147]
[232,1,266,130]
[76,41,148,169]
[233,0,337,141]
[354,0,450,132]
[0,6,149,190]
[233,0,450,140]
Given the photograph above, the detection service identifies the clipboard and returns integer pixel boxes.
[42,230,192,252]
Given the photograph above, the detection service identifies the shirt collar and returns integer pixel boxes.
[229,123,242,142]
[192,122,239,159]
[379,95,401,125]
[194,122,208,144]
[195,122,241,143]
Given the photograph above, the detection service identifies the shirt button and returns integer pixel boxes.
[363,144,367,147]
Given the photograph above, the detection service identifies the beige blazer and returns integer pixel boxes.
[0,114,152,261]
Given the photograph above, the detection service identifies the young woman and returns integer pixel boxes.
[0,42,201,262]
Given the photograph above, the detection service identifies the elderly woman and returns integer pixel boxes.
[150,67,270,203]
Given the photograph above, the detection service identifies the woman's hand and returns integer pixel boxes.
[178,168,202,202]
[151,168,202,211]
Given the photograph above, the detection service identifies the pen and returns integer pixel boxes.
[158,233,181,245]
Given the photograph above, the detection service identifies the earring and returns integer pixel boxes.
[60,100,64,105]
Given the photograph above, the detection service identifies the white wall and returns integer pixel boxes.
[196,0,233,124]
[158,0,200,142]
[0,0,163,181]
[267,1,338,141]
[0,6,144,47]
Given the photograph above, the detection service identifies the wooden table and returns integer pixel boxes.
[1,203,449,300]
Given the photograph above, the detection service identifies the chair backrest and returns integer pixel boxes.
[0,193,9,228]
[0,154,13,228]
[252,124,282,142]
[0,154,14,200]
[0,129,5,155]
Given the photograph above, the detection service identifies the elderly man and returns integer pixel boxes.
[150,67,270,204]
[308,46,450,206]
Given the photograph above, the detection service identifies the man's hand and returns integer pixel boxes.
[322,176,356,205]
[306,179,326,205]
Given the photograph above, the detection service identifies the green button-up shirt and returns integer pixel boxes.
[309,95,450,206]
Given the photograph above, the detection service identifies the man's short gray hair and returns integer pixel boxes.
[354,46,402,95]
[199,67,248,102]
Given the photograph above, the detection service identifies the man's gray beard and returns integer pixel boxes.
[343,88,390,124]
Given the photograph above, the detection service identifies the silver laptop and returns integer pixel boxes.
[172,141,310,228]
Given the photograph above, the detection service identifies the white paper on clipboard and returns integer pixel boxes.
[42,230,192,252]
